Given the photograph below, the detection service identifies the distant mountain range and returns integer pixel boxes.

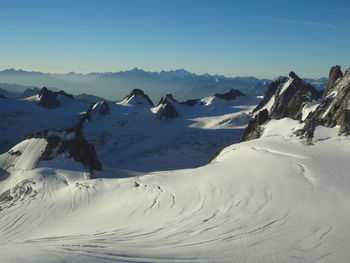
[0,68,327,101]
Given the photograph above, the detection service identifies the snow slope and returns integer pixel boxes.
[0,97,89,153]
[0,119,350,262]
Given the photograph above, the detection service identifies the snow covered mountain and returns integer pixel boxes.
[242,66,349,144]
[0,66,349,263]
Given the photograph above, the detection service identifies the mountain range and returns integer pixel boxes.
[0,68,327,102]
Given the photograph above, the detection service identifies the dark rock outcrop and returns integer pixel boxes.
[122,89,154,106]
[91,101,110,116]
[240,109,270,141]
[253,78,285,113]
[323,65,343,97]
[37,87,74,108]
[38,87,59,108]
[214,89,245,101]
[240,66,350,143]
[156,94,181,120]
[269,72,320,120]
[241,71,320,142]
[0,94,7,99]
[253,73,320,119]
[26,128,102,171]
[296,67,350,141]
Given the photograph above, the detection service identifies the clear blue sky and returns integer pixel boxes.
[0,0,349,78]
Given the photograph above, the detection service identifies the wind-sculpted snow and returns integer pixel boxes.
[1,84,349,262]
[1,119,350,262]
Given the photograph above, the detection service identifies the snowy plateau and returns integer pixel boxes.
[0,66,350,263]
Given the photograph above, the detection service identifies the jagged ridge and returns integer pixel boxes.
[37,87,74,108]
[241,71,321,142]
[26,129,102,171]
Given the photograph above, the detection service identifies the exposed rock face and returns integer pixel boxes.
[214,89,245,101]
[26,129,102,171]
[241,71,320,142]
[122,89,154,106]
[240,66,350,143]
[156,94,180,120]
[269,72,320,120]
[241,109,270,141]
[323,65,343,97]
[253,78,285,113]
[37,87,59,108]
[37,87,74,108]
[296,67,350,141]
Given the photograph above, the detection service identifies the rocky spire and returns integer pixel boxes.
[296,67,350,142]
[241,71,320,142]
[323,65,343,97]
[253,78,285,114]
[214,89,245,101]
[156,94,180,120]
[122,89,154,106]
[37,87,74,108]
[268,72,320,120]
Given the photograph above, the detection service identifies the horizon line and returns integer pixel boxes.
[0,67,329,80]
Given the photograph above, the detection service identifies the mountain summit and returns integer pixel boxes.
[241,66,350,143]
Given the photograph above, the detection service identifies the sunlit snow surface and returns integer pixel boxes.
[1,121,350,262]
[83,95,257,173]
[1,98,350,263]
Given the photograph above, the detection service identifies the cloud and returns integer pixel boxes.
[273,18,337,30]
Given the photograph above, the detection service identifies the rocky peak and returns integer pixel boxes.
[323,65,343,97]
[122,89,154,106]
[158,94,177,105]
[269,72,320,120]
[155,94,180,120]
[288,71,298,79]
[241,71,320,142]
[214,89,245,101]
[91,101,110,116]
[296,66,350,142]
[38,87,59,108]
[26,128,102,171]
[253,78,285,114]
[37,87,74,108]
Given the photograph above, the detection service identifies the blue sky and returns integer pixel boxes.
[0,0,349,78]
